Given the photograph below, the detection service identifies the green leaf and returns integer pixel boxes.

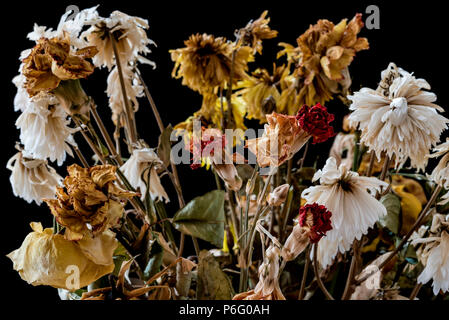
[172,190,225,247]
[143,237,164,281]
[379,193,401,234]
[196,250,234,300]
[157,124,174,168]
[113,243,131,276]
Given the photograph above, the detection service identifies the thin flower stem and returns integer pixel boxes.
[341,240,360,300]
[409,283,423,300]
[134,68,165,133]
[72,145,89,168]
[286,159,293,185]
[227,188,240,238]
[379,155,391,182]
[351,132,361,172]
[313,243,335,300]
[298,140,310,169]
[89,101,123,166]
[224,49,237,128]
[355,184,443,285]
[365,151,376,177]
[240,173,273,292]
[298,245,311,300]
[109,33,138,145]
[73,117,106,164]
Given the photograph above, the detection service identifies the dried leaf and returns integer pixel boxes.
[379,193,401,234]
[196,250,234,300]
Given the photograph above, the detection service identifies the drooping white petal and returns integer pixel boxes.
[106,65,143,125]
[417,231,449,295]
[6,152,62,205]
[120,148,169,203]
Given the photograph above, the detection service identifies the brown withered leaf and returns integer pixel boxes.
[197,250,234,300]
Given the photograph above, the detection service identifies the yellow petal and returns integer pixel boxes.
[7,223,115,291]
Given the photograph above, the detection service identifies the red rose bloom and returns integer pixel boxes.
[296,103,335,144]
[299,203,333,243]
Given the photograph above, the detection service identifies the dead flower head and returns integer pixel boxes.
[237,10,278,55]
[233,246,285,300]
[278,14,369,111]
[282,203,332,261]
[247,104,334,168]
[238,64,289,122]
[22,36,97,98]
[7,222,117,290]
[45,164,135,241]
[170,33,253,94]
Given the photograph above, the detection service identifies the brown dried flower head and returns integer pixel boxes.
[246,112,309,168]
[278,14,369,110]
[22,35,98,97]
[237,10,278,54]
[170,33,253,94]
[45,164,135,241]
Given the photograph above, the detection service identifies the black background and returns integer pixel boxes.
[1,0,448,302]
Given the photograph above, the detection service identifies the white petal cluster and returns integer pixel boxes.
[429,139,449,204]
[120,148,169,203]
[15,92,77,166]
[416,230,449,295]
[27,6,98,48]
[302,157,388,267]
[348,63,449,171]
[13,73,77,166]
[106,64,143,125]
[7,152,62,205]
[82,10,156,69]
[81,9,155,124]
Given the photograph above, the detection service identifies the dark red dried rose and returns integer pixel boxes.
[296,103,335,144]
[299,203,333,243]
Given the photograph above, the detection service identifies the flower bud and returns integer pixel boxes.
[267,184,290,206]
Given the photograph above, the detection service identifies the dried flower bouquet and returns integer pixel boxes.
[6,6,449,301]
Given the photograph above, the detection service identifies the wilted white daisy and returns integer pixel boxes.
[348,63,449,171]
[82,10,156,70]
[412,215,449,295]
[429,139,449,205]
[16,93,77,166]
[302,157,388,268]
[120,148,169,202]
[6,151,62,205]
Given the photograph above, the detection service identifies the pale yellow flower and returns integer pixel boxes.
[7,222,117,290]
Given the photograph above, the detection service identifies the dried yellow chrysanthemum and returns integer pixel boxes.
[170,33,253,94]
[22,36,97,97]
[237,64,289,122]
[278,14,369,111]
[45,164,135,241]
[7,222,117,290]
[237,10,278,55]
